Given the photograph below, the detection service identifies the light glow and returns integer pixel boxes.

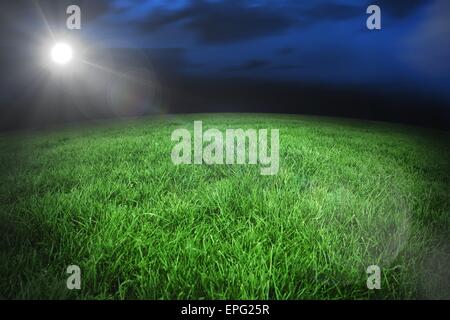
[51,42,73,65]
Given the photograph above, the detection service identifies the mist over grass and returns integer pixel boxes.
[0,114,449,299]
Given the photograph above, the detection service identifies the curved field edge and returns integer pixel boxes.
[0,114,449,299]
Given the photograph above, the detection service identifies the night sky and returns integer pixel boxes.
[1,0,449,130]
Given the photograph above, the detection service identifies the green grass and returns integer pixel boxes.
[0,114,449,300]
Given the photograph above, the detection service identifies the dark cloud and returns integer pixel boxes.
[135,1,373,45]
[184,1,294,44]
[276,47,296,56]
[225,59,271,72]
[371,0,430,18]
[302,3,362,21]
[138,0,294,44]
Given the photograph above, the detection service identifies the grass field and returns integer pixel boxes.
[0,114,449,299]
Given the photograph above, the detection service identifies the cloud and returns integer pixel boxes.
[133,0,375,45]
[371,0,429,18]
[302,2,362,21]
[136,0,294,44]
[225,59,271,72]
[276,47,295,56]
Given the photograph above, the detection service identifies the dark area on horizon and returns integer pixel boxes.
[0,0,449,131]
[2,73,449,132]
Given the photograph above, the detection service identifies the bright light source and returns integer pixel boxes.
[51,43,73,65]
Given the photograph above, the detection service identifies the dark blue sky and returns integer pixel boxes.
[72,0,449,99]
[1,0,449,98]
